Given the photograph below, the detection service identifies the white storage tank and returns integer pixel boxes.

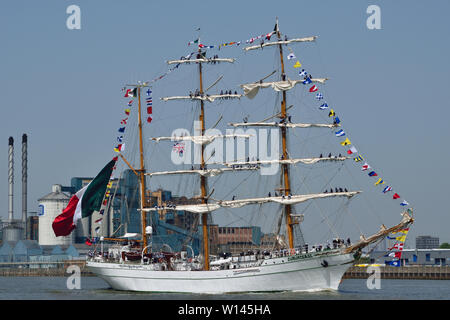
[38,184,74,246]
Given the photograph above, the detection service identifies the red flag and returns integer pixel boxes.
[393,193,400,199]
[147,107,152,114]
[85,238,92,246]
[309,85,318,92]
[147,116,152,123]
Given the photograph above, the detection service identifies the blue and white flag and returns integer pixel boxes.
[386,260,401,267]
[400,200,409,206]
[315,93,324,100]
[287,53,296,60]
[117,135,123,143]
[146,89,152,96]
[319,103,329,110]
[335,129,345,137]
[299,69,307,77]
[302,77,312,85]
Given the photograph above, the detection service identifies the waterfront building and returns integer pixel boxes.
[13,240,42,263]
[0,241,15,263]
[399,249,449,266]
[369,248,450,266]
[37,184,73,246]
[0,240,83,267]
[26,215,38,241]
[416,235,440,249]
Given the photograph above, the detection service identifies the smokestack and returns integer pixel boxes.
[22,134,27,226]
[8,137,14,221]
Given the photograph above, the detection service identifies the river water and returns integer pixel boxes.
[0,276,448,300]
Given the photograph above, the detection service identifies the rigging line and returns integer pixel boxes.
[341,160,384,226]
[220,170,259,201]
[297,164,349,240]
[217,206,261,235]
[342,197,366,239]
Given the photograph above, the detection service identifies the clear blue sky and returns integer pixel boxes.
[1,0,449,245]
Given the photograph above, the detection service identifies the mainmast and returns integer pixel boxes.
[197,46,210,271]
[158,39,238,270]
[275,19,295,249]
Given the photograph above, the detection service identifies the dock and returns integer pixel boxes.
[343,265,450,280]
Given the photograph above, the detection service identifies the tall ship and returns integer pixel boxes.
[84,20,414,293]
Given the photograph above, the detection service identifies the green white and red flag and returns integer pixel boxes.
[52,158,116,237]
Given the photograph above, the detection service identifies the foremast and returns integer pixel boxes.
[125,82,150,254]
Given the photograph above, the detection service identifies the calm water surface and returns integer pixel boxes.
[0,276,449,300]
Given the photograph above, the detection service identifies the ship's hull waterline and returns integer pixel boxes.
[87,252,354,293]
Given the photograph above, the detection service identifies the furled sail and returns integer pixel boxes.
[161,93,243,102]
[244,36,318,51]
[223,156,348,167]
[145,166,258,177]
[218,191,360,208]
[167,58,235,65]
[241,78,328,99]
[228,122,338,129]
[150,133,253,145]
[142,191,360,214]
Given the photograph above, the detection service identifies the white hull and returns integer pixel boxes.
[87,252,354,293]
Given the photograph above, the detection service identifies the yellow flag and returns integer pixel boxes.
[340,138,351,146]
[396,235,406,242]
[293,61,302,68]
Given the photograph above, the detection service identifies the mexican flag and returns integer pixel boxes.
[52,159,116,237]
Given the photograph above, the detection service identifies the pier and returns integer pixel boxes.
[343,265,450,280]
[0,260,93,277]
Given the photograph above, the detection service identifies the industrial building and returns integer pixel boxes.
[0,240,82,267]
[416,235,440,249]
[368,235,449,266]
[1,136,28,243]
[399,249,449,266]
[37,184,73,246]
